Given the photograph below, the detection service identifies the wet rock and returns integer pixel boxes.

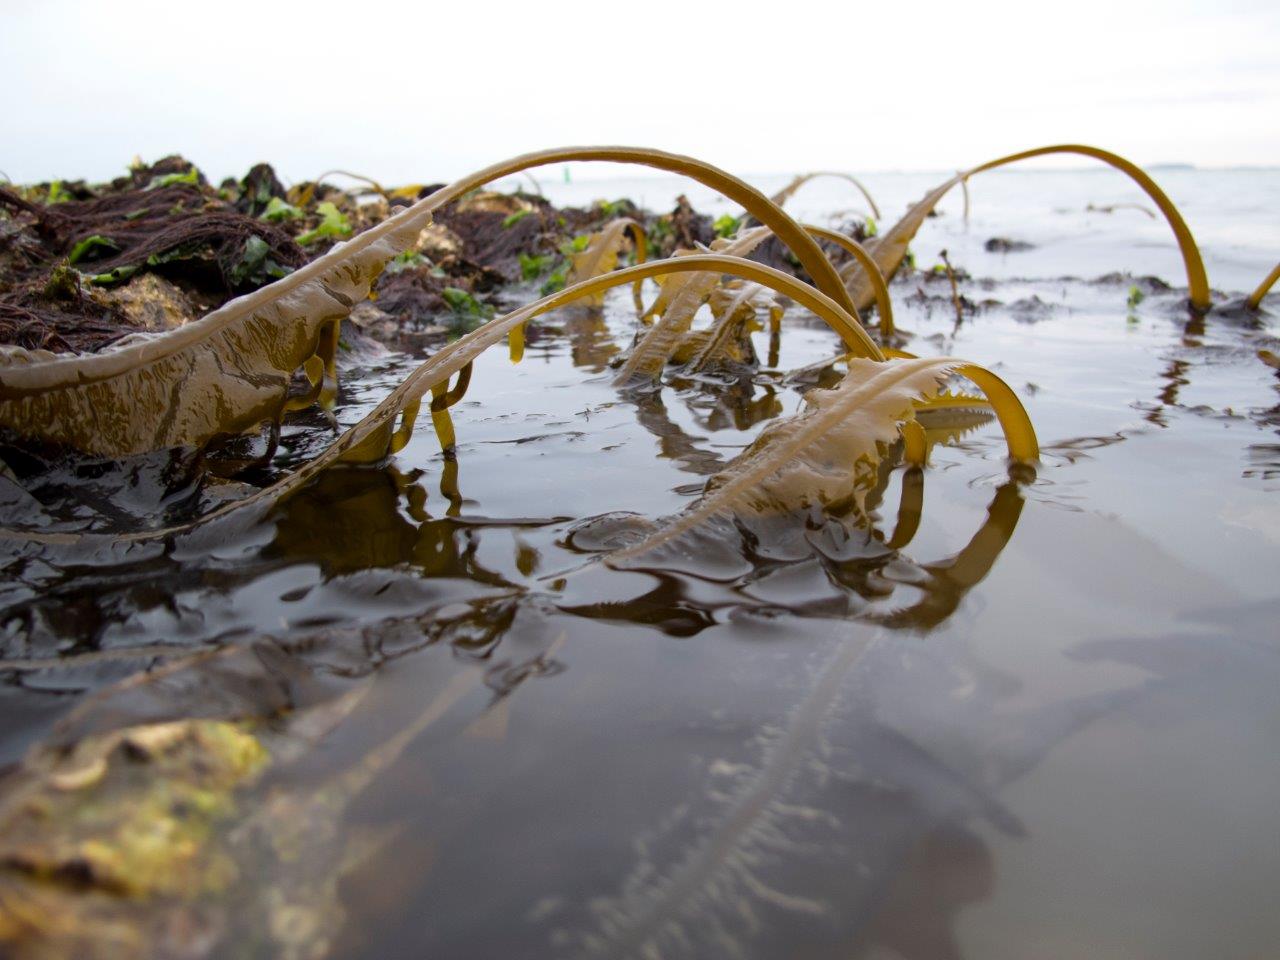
[345,303,400,347]
[102,274,194,331]
[565,512,659,552]
[416,223,464,262]
[1206,296,1267,327]
[1093,272,1172,293]
[339,312,396,359]
[1007,295,1054,322]
[670,195,714,250]
[984,237,1035,253]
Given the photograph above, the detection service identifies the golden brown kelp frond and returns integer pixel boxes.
[617,230,776,385]
[841,144,1211,313]
[608,357,1036,573]
[0,222,404,457]
[1,146,859,459]
[801,223,895,337]
[682,280,778,373]
[689,220,891,338]
[769,171,883,221]
[564,217,647,308]
[1247,261,1280,310]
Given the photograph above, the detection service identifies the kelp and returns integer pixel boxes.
[608,357,1036,574]
[563,217,647,309]
[671,220,895,378]
[801,223,895,336]
[769,171,883,220]
[616,227,775,385]
[1247,261,1280,310]
[840,144,1212,314]
[292,170,391,208]
[682,279,778,373]
[0,146,862,459]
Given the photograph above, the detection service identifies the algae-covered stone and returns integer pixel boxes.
[102,274,195,331]
[0,719,269,958]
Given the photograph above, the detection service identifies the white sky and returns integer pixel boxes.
[2,0,1277,185]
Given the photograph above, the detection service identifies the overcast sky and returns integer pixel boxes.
[2,0,1277,186]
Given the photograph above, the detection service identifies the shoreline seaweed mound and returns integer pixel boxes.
[0,158,760,357]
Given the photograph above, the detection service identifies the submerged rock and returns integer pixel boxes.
[984,236,1035,253]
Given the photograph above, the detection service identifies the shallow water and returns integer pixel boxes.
[2,168,1279,959]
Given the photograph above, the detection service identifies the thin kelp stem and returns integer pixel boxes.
[842,144,1211,315]
[966,145,1210,310]
[901,418,927,468]
[297,169,388,206]
[83,254,881,544]
[1247,262,1280,310]
[801,223,895,337]
[954,363,1038,462]
[769,172,882,220]
[418,147,862,321]
[940,250,964,326]
[428,360,474,456]
[519,171,543,196]
[626,220,649,312]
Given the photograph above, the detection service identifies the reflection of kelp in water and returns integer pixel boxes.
[556,305,622,373]
[867,478,1024,631]
[0,461,506,673]
[267,465,508,586]
[627,380,785,480]
[678,381,785,436]
[564,456,1023,636]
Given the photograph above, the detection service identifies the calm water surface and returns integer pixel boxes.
[1,168,1278,959]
